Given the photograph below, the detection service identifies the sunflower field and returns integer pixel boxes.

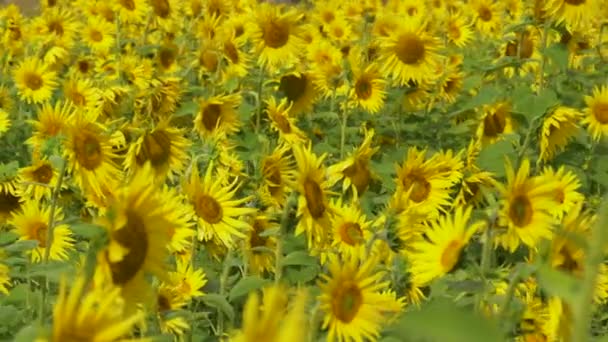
[1,0,608,341]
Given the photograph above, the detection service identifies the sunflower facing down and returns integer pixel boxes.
[582,85,608,142]
[293,144,335,251]
[245,214,278,275]
[277,71,318,117]
[495,159,558,252]
[539,106,582,162]
[184,161,256,249]
[408,206,484,286]
[378,20,441,86]
[13,57,58,104]
[259,144,297,209]
[9,200,74,263]
[49,276,146,342]
[318,254,405,342]
[328,127,379,197]
[125,119,191,182]
[95,164,186,311]
[476,101,515,146]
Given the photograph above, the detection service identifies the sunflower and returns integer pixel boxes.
[495,159,558,252]
[27,101,75,154]
[318,254,405,342]
[83,16,115,54]
[63,77,103,118]
[469,0,503,37]
[63,114,122,200]
[221,33,251,80]
[455,171,497,208]
[194,93,242,140]
[160,185,196,255]
[232,285,309,342]
[349,59,387,114]
[0,110,10,137]
[252,3,306,70]
[259,144,297,209]
[125,119,191,182]
[307,39,347,99]
[324,17,353,45]
[395,147,456,217]
[293,144,335,251]
[277,71,318,117]
[169,258,207,303]
[0,261,9,294]
[95,164,185,310]
[582,85,608,142]
[184,161,256,248]
[476,101,515,146]
[541,166,584,220]
[156,284,191,337]
[245,214,278,275]
[113,0,149,24]
[408,206,484,286]
[39,7,78,47]
[437,62,464,104]
[445,11,474,47]
[329,198,373,261]
[265,97,308,146]
[17,159,62,201]
[545,0,599,30]
[539,106,582,162]
[13,57,58,104]
[378,20,442,86]
[9,200,74,263]
[149,0,182,30]
[50,276,145,341]
[328,127,378,197]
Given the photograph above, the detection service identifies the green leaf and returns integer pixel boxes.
[281,251,318,267]
[0,231,18,246]
[228,276,270,302]
[285,265,320,284]
[5,240,39,253]
[536,264,580,305]
[69,222,106,240]
[174,101,198,117]
[476,137,518,178]
[545,43,569,72]
[385,299,506,342]
[512,86,559,124]
[202,294,235,322]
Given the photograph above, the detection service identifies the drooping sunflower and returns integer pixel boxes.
[125,119,191,182]
[349,59,387,114]
[95,164,185,310]
[582,85,608,142]
[495,159,558,252]
[13,57,58,104]
[9,200,74,263]
[318,254,405,342]
[277,71,318,116]
[17,159,61,201]
[83,16,116,54]
[469,0,503,37]
[252,3,306,70]
[184,161,256,249]
[63,114,122,200]
[194,93,242,140]
[539,106,582,162]
[265,97,308,146]
[455,171,497,208]
[259,144,297,209]
[232,285,309,342]
[395,147,456,217]
[329,198,373,261]
[540,166,584,220]
[245,214,278,275]
[50,276,146,342]
[328,127,379,197]
[0,182,21,225]
[378,20,442,86]
[476,101,515,146]
[293,144,335,251]
[27,101,75,154]
[437,62,465,104]
[408,206,484,286]
[544,0,599,30]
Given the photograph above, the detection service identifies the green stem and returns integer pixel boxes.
[340,103,349,159]
[217,250,233,338]
[255,69,265,134]
[38,158,66,324]
[571,196,608,342]
[537,21,551,93]
[275,193,296,284]
[516,116,539,170]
